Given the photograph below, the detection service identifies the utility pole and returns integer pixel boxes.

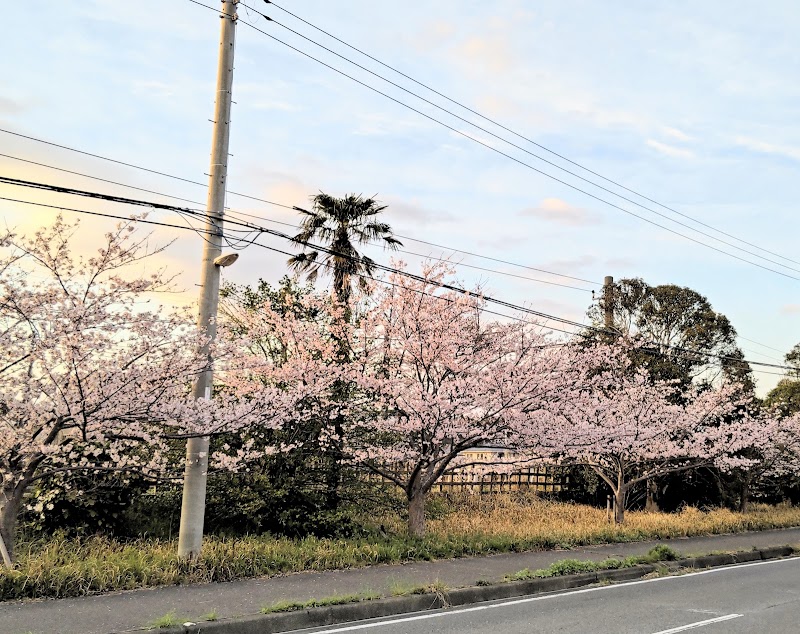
[177,0,238,560]
[603,275,614,332]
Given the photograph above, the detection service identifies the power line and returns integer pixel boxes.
[0,141,600,286]
[1,176,786,372]
[0,127,297,212]
[259,0,800,270]
[375,231,600,286]
[0,152,208,208]
[219,207,593,292]
[0,171,592,292]
[0,144,785,367]
[0,176,261,251]
[231,236,579,332]
[242,3,800,276]
[0,193,575,334]
[737,335,790,357]
[738,347,787,365]
[0,193,751,372]
[0,177,592,330]
[219,203,601,287]
[0,183,791,375]
[210,9,800,283]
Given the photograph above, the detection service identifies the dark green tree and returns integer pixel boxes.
[763,342,800,417]
[588,277,749,389]
[287,193,402,311]
[786,343,800,378]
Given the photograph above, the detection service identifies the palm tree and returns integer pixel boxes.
[287,194,400,512]
[287,193,402,309]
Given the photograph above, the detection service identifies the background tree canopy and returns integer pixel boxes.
[764,342,800,418]
[587,277,752,391]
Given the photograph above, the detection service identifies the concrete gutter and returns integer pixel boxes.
[141,546,794,634]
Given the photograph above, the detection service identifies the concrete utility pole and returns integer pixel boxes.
[177,0,238,560]
[603,275,614,332]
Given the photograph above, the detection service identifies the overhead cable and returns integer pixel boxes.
[243,3,800,275]
[0,180,791,374]
[184,3,800,281]
[0,141,600,286]
[259,0,800,269]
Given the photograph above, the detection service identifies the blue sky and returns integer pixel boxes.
[1,0,798,394]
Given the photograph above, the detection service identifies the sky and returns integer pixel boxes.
[0,0,798,395]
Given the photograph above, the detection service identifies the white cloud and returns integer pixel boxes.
[384,198,456,227]
[781,304,800,315]
[646,139,695,159]
[519,198,599,226]
[735,136,800,162]
[0,96,26,115]
[131,80,175,100]
[664,127,693,142]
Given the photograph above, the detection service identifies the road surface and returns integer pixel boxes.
[295,557,800,633]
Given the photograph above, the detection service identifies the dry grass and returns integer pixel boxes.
[3,497,799,601]
[412,495,800,547]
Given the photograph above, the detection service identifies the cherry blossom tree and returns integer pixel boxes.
[716,410,800,512]
[212,284,353,472]
[0,216,286,566]
[549,342,747,523]
[349,262,572,537]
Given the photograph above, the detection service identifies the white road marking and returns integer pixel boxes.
[649,614,743,633]
[306,556,796,633]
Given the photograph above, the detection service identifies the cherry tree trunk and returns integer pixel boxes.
[645,478,660,513]
[0,486,23,567]
[408,491,426,538]
[739,479,750,513]
[614,487,627,524]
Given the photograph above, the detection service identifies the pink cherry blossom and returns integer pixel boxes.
[348,261,575,536]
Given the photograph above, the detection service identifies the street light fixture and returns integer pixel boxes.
[213,253,239,267]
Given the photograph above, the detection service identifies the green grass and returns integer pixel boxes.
[505,545,680,581]
[147,611,182,629]
[199,609,219,622]
[261,592,382,614]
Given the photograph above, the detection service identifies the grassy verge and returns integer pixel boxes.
[3,500,799,601]
[261,592,382,614]
[231,546,679,620]
[504,544,678,581]
[258,583,452,617]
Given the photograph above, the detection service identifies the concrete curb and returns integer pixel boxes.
[144,546,795,634]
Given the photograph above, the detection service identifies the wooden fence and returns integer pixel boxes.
[367,465,569,494]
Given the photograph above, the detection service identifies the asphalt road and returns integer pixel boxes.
[295,557,800,634]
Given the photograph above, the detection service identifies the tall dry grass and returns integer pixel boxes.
[3,497,799,601]
[420,495,800,546]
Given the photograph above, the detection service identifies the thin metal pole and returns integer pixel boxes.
[177,0,238,560]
